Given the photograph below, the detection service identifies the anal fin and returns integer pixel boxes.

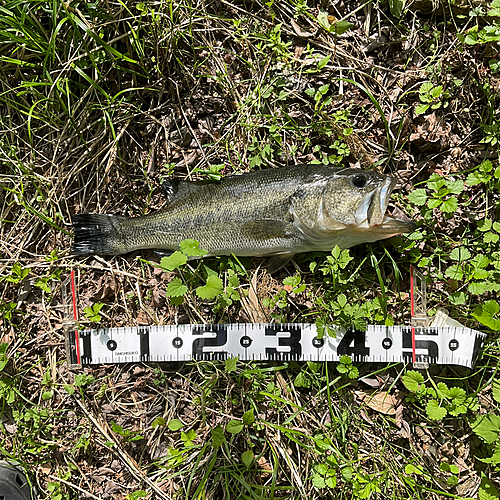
[267,253,294,274]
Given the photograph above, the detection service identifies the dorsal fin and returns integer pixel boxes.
[161,178,220,205]
[161,179,195,204]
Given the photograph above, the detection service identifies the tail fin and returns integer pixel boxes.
[72,214,125,255]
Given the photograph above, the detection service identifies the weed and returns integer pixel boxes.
[262,274,307,320]
[4,263,29,284]
[402,370,478,420]
[0,301,22,326]
[337,355,359,379]
[83,302,104,323]
[408,173,463,215]
[110,421,143,444]
[469,378,500,469]
[415,82,450,115]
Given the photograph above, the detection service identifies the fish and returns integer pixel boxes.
[71,164,416,271]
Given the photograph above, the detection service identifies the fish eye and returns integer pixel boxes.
[352,174,367,188]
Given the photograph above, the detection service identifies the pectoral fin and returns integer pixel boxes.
[241,220,294,241]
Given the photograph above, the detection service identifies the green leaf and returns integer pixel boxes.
[477,219,493,232]
[415,103,430,115]
[179,239,208,257]
[170,296,184,306]
[434,382,449,400]
[478,472,499,500]
[84,302,104,322]
[226,420,244,434]
[472,254,490,268]
[160,251,187,271]
[330,20,353,35]
[347,365,359,379]
[440,196,458,213]
[165,278,188,298]
[419,82,434,94]
[243,409,255,426]
[181,429,196,446]
[196,275,223,300]
[447,386,466,404]
[468,281,491,295]
[151,417,166,428]
[479,442,500,465]
[472,300,500,331]
[402,371,425,392]
[430,85,443,98]
[445,264,464,280]
[426,400,447,420]
[405,463,423,474]
[127,491,148,500]
[294,372,311,388]
[317,54,331,69]
[241,450,254,468]
[34,278,51,294]
[64,384,75,395]
[325,470,337,488]
[337,294,347,308]
[471,414,500,443]
[408,189,427,205]
[0,343,8,372]
[315,463,329,475]
[167,419,184,431]
[211,426,225,447]
[388,0,405,17]
[312,473,326,488]
[225,356,238,373]
[484,232,500,244]
[427,198,442,209]
[450,247,471,261]
[467,171,489,186]
[405,464,415,474]
[339,355,352,366]
[446,180,464,194]
[449,291,466,305]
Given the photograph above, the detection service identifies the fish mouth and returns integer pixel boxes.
[361,177,416,234]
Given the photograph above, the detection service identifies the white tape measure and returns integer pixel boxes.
[62,268,486,369]
[66,323,485,368]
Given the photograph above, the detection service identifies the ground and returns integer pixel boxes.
[1,0,500,499]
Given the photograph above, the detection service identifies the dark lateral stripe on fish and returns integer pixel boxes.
[72,214,123,255]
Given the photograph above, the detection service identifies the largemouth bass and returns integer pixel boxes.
[72,165,415,270]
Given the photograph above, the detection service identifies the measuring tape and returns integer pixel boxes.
[65,323,485,368]
[62,269,486,369]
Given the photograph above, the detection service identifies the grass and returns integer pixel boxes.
[1,0,500,499]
